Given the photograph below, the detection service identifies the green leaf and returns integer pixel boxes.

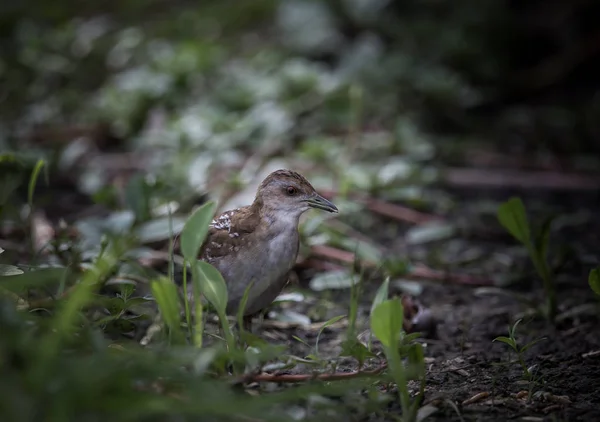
[535,215,554,262]
[150,276,185,344]
[497,197,531,245]
[180,201,217,262]
[402,332,422,344]
[309,270,359,291]
[194,260,228,315]
[370,277,389,316]
[340,338,376,363]
[370,299,404,349]
[125,174,151,223]
[0,267,71,293]
[520,337,547,353]
[134,216,187,243]
[338,238,382,264]
[237,280,254,334]
[28,159,47,207]
[316,314,345,356]
[0,264,24,276]
[492,336,517,350]
[407,342,426,379]
[589,268,600,296]
[509,319,522,338]
[292,335,310,348]
[405,221,456,245]
[383,258,411,277]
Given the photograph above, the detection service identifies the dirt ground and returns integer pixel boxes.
[261,187,600,421]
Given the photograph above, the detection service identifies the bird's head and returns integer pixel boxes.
[254,169,338,220]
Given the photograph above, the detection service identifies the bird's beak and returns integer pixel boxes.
[306,194,338,213]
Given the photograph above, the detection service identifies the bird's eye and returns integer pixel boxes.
[286,186,297,196]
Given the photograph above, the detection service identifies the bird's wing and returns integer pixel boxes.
[199,206,260,261]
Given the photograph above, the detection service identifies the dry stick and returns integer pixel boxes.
[319,190,441,225]
[240,362,388,384]
[363,197,441,225]
[309,245,494,287]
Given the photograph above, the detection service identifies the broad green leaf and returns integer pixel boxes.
[370,299,404,348]
[0,264,24,276]
[405,221,456,245]
[134,216,187,243]
[194,260,228,314]
[150,277,185,344]
[0,267,71,293]
[316,314,345,355]
[272,309,311,325]
[416,404,439,422]
[181,201,217,262]
[338,238,382,263]
[497,197,531,245]
[402,332,423,344]
[340,338,376,363]
[192,348,219,375]
[383,258,411,277]
[589,268,600,296]
[370,277,389,316]
[309,270,359,291]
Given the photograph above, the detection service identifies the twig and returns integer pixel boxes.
[319,190,441,225]
[409,264,495,287]
[239,362,388,384]
[310,245,356,264]
[308,245,494,287]
[295,258,345,272]
[363,197,441,225]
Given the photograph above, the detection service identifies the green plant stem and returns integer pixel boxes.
[529,247,556,320]
[517,353,530,380]
[385,347,412,422]
[182,260,193,341]
[217,310,236,353]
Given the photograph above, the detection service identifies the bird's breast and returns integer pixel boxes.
[217,228,299,315]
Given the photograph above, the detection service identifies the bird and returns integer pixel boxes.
[196,169,338,331]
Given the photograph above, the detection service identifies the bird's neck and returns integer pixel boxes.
[251,200,302,236]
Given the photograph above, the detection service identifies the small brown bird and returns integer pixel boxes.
[198,169,338,330]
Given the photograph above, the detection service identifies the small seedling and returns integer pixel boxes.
[493,319,546,381]
[497,197,556,320]
[371,296,426,422]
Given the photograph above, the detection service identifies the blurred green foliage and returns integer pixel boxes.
[1,1,598,420]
